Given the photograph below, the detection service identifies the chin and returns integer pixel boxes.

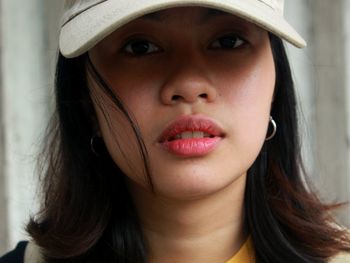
[151,167,247,201]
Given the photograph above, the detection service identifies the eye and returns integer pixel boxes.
[210,34,246,50]
[123,39,160,56]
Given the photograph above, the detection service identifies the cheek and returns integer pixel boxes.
[218,51,276,158]
[229,67,274,113]
[220,48,275,105]
[92,98,148,183]
[103,70,160,116]
[219,47,276,121]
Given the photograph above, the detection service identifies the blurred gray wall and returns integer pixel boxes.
[311,0,350,225]
[0,0,349,254]
[0,0,63,253]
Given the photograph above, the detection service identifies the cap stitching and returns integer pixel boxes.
[62,0,108,27]
[257,0,277,11]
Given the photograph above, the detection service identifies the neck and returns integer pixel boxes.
[128,174,248,263]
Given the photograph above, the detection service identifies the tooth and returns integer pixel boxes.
[193,131,204,138]
[181,132,193,139]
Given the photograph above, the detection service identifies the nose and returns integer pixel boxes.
[160,61,217,105]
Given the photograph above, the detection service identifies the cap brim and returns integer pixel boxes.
[59,0,307,58]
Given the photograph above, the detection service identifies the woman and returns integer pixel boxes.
[1,0,350,262]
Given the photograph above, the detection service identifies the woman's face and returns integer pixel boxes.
[88,7,275,200]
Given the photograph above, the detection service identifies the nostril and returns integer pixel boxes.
[172,95,182,101]
[171,93,208,101]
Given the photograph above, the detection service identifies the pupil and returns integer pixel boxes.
[131,41,149,54]
[219,36,237,49]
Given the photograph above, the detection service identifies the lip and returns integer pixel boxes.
[158,115,225,157]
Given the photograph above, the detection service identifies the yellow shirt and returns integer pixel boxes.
[226,237,255,263]
[225,237,350,263]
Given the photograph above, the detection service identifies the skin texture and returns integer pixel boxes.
[88,7,275,263]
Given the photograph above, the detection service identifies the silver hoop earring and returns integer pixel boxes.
[266,116,277,141]
[91,135,103,156]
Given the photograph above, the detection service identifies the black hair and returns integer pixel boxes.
[27,34,350,263]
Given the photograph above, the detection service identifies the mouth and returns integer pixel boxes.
[166,131,216,141]
[158,115,225,157]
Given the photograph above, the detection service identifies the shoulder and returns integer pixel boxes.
[0,241,28,263]
[330,253,350,263]
[0,241,43,263]
[23,241,43,263]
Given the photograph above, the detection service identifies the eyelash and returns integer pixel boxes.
[123,39,161,56]
[121,34,247,56]
[210,34,246,50]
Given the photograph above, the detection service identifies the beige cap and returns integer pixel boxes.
[59,0,307,58]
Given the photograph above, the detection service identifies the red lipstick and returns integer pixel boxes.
[158,116,224,157]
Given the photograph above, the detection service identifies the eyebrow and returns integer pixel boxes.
[140,8,232,23]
